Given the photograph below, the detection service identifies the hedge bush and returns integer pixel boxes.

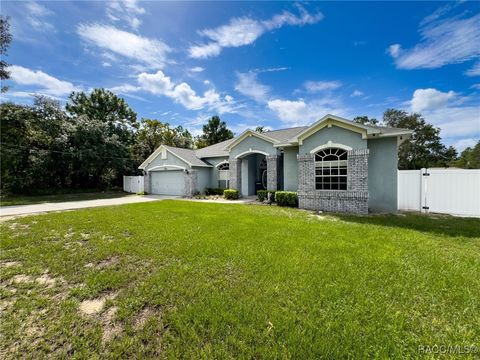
[268,191,276,202]
[223,189,239,200]
[205,188,224,196]
[257,190,268,202]
[275,191,298,207]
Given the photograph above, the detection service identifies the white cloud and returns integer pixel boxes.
[389,13,480,69]
[106,0,145,30]
[465,61,480,77]
[189,66,205,73]
[9,65,79,96]
[304,80,342,92]
[77,24,170,69]
[267,97,345,126]
[351,90,364,97]
[234,71,270,102]
[102,62,112,67]
[189,6,323,58]
[25,1,54,31]
[471,84,480,90]
[110,70,236,113]
[410,88,456,112]
[387,44,401,58]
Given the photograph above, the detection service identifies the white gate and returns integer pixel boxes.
[398,169,480,217]
[123,176,144,194]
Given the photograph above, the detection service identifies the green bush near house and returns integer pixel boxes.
[257,190,268,202]
[275,191,299,207]
[223,189,239,200]
[205,188,224,196]
[268,191,276,202]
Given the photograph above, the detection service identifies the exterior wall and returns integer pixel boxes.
[229,136,278,158]
[299,125,367,155]
[297,149,369,214]
[144,150,190,171]
[195,167,211,194]
[204,156,229,188]
[248,155,257,195]
[184,170,197,197]
[368,137,398,212]
[283,147,298,191]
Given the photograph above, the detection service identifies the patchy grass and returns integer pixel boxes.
[0,191,130,207]
[0,201,479,358]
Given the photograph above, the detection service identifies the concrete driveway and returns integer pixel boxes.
[0,195,177,218]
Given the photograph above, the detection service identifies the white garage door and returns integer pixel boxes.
[151,170,185,196]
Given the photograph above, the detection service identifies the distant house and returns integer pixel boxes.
[139,114,412,214]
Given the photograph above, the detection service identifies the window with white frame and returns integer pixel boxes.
[314,148,348,190]
[217,162,230,188]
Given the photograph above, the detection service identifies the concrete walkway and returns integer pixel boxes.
[0,195,177,218]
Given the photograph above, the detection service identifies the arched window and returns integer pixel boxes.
[217,162,230,188]
[315,148,348,190]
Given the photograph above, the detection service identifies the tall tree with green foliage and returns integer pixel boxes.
[131,119,193,163]
[383,109,457,169]
[454,142,480,169]
[353,116,378,126]
[195,116,234,149]
[0,15,12,92]
[66,89,138,187]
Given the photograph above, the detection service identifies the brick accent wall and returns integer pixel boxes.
[229,159,242,192]
[266,155,278,191]
[184,170,197,197]
[297,149,369,214]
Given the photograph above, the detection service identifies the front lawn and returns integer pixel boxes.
[0,191,131,207]
[1,201,479,358]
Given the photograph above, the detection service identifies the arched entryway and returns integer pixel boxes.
[231,150,277,196]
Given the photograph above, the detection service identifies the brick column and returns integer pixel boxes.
[229,158,242,191]
[266,155,278,191]
[297,154,314,192]
[347,149,369,192]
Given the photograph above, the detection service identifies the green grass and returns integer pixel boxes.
[1,201,479,359]
[0,191,131,207]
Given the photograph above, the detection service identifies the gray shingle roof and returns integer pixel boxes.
[194,138,234,158]
[262,126,308,143]
[164,145,212,167]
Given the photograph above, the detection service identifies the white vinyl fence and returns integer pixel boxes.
[123,176,144,194]
[398,168,480,217]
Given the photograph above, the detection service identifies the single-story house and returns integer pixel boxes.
[139,114,412,214]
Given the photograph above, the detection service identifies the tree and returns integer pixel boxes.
[0,15,12,92]
[383,109,457,169]
[255,126,266,133]
[131,119,193,163]
[455,142,480,169]
[195,116,234,149]
[353,116,378,126]
[66,89,138,187]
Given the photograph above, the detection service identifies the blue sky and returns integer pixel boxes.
[2,1,479,150]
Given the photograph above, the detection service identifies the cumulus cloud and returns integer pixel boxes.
[267,97,345,126]
[234,71,270,102]
[110,70,236,113]
[388,13,480,69]
[106,0,145,30]
[189,5,323,58]
[189,66,205,73]
[387,44,401,58]
[77,24,170,69]
[410,88,456,112]
[9,65,79,96]
[304,80,342,92]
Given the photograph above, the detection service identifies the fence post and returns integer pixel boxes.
[420,168,428,213]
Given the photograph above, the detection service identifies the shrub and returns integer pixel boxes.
[257,190,268,202]
[223,189,239,200]
[205,188,224,196]
[275,191,298,207]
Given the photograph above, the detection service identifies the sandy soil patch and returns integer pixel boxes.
[133,307,157,330]
[0,261,21,268]
[79,292,118,315]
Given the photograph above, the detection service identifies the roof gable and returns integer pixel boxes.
[225,129,278,150]
[138,145,212,169]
